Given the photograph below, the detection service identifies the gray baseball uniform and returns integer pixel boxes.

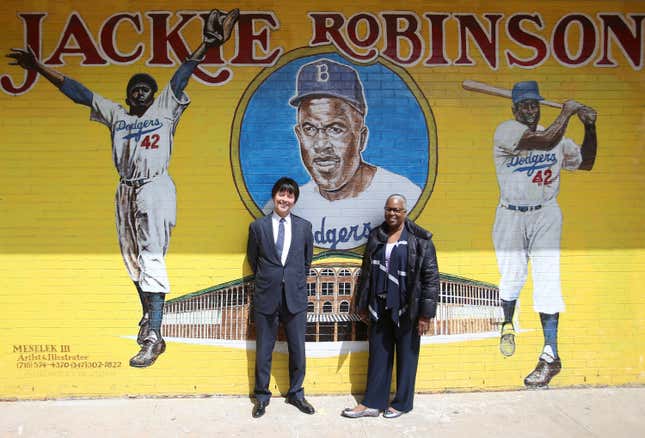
[492,119,582,314]
[91,84,190,293]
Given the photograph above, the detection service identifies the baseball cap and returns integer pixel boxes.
[512,81,544,104]
[126,73,158,96]
[289,58,367,115]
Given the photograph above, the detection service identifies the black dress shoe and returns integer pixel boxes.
[287,397,315,414]
[252,400,269,418]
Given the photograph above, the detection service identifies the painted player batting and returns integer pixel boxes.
[472,80,597,387]
[7,8,239,368]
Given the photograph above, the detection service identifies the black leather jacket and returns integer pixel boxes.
[354,219,440,321]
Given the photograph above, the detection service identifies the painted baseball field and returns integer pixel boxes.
[0,0,643,399]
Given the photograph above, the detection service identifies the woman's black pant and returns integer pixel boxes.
[362,299,421,412]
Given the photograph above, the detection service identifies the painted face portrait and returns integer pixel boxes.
[295,97,367,193]
[127,82,154,109]
[513,99,541,130]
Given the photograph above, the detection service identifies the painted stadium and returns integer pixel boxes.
[160,253,504,352]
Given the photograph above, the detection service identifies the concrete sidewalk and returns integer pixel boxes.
[1,387,643,437]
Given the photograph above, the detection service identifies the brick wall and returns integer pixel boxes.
[0,0,643,398]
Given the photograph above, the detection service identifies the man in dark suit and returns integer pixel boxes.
[247,177,315,418]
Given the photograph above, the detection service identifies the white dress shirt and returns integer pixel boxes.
[271,212,292,265]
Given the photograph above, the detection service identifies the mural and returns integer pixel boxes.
[0,1,643,400]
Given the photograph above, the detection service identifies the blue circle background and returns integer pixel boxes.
[240,53,429,208]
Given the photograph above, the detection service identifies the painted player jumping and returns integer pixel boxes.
[492,81,597,387]
[7,8,239,368]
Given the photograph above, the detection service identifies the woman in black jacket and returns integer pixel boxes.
[342,194,440,419]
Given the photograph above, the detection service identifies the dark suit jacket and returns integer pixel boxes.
[247,213,314,315]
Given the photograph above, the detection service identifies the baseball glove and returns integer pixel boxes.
[203,8,240,47]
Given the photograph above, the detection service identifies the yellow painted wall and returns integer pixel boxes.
[1,0,643,399]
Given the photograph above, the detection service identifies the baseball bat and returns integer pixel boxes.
[462,80,563,109]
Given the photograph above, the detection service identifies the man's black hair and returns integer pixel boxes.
[126,73,158,96]
[271,177,300,202]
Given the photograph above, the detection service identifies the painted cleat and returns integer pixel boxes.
[524,354,562,388]
[129,330,166,368]
[499,321,516,357]
[136,315,150,346]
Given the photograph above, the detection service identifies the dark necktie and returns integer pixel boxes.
[276,218,285,261]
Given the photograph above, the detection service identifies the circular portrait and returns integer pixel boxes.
[231,47,437,250]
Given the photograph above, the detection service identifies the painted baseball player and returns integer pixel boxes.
[7,8,239,368]
[493,81,597,387]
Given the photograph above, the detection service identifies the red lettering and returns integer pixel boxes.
[310,13,345,45]
[6,9,645,97]
[532,170,553,185]
[381,13,423,65]
[230,13,282,65]
[44,12,107,65]
[147,12,230,85]
[1,13,45,95]
[553,14,596,66]
[190,66,230,85]
[308,12,376,61]
[147,12,195,65]
[423,13,450,66]
[506,14,548,67]
[346,14,379,49]
[141,134,159,149]
[596,13,645,69]
[454,14,502,69]
[100,13,144,64]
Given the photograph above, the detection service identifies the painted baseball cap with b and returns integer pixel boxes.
[289,58,367,115]
[512,81,544,104]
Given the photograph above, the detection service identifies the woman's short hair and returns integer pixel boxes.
[386,193,408,210]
